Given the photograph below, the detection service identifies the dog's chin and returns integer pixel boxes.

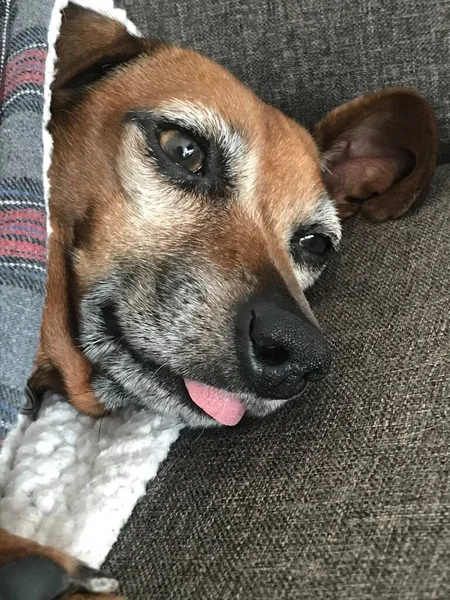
[89,359,290,429]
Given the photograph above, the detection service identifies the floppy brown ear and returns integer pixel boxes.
[32,3,158,416]
[52,2,158,109]
[313,88,438,222]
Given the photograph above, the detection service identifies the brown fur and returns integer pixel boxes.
[31,6,438,416]
[1,3,438,597]
[0,529,77,572]
[32,18,328,411]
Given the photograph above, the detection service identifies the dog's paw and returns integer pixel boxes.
[0,555,70,600]
[70,563,120,594]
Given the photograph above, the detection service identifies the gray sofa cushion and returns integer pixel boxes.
[120,0,450,162]
[104,161,450,599]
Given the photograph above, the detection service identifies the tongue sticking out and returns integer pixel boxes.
[184,379,245,426]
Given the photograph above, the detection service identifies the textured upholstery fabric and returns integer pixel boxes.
[120,0,450,163]
[105,164,450,599]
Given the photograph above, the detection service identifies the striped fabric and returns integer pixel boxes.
[0,0,53,442]
[0,179,46,289]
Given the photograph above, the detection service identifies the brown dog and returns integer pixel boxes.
[0,3,438,598]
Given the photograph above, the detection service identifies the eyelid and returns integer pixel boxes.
[127,111,208,147]
[299,232,337,251]
[157,122,207,145]
[292,226,335,243]
[296,226,340,251]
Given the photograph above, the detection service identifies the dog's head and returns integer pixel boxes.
[36,4,437,426]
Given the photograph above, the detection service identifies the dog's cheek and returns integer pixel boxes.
[122,259,247,380]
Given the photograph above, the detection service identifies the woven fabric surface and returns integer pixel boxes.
[0,0,52,442]
[120,0,450,163]
[105,164,450,599]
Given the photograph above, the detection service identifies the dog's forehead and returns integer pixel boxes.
[254,106,326,223]
[69,46,337,283]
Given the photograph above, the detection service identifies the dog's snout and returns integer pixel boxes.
[237,298,331,399]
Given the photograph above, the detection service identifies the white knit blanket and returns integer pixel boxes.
[0,0,182,569]
[0,395,181,567]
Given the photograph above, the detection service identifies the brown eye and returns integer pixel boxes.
[158,129,204,173]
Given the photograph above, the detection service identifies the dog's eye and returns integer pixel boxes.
[291,230,333,264]
[158,129,204,173]
[298,233,331,256]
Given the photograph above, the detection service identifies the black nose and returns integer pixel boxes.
[237,298,331,399]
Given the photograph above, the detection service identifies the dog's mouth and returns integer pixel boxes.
[183,379,245,426]
[85,297,315,426]
[86,300,251,426]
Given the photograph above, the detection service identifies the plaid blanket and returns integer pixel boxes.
[0,3,182,568]
[0,0,53,442]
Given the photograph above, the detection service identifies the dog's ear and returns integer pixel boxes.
[52,2,157,109]
[313,88,438,222]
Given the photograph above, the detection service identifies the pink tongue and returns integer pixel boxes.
[184,379,245,426]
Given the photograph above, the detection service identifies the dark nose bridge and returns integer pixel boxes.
[232,222,331,400]
[204,209,317,328]
[251,255,313,323]
[239,244,319,336]
[247,221,315,323]
[205,207,306,305]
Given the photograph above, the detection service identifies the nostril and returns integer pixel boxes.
[249,310,290,367]
[304,367,327,382]
[253,342,290,367]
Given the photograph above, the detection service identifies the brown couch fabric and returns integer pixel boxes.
[105,1,450,598]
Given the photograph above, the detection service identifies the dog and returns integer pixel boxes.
[0,3,438,598]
